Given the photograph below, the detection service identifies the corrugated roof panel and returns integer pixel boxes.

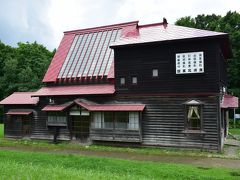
[43,21,139,83]
[62,35,83,78]
[92,30,111,76]
[87,31,107,76]
[72,33,92,77]
[77,32,97,77]
[99,29,118,75]
[56,28,122,80]
[57,35,79,78]
[67,34,88,78]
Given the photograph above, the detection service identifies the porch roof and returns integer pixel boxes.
[75,99,145,111]
[6,110,33,115]
[42,101,74,111]
[221,94,239,109]
[42,99,145,112]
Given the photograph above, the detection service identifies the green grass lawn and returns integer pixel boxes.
[0,123,229,159]
[0,123,3,138]
[229,128,240,136]
[0,150,239,180]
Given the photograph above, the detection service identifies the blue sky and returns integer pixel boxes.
[0,0,239,50]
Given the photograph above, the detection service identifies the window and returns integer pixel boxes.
[132,76,137,84]
[176,51,204,74]
[47,112,67,126]
[69,106,90,116]
[120,77,125,85]
[152,69,158,77]
[92,112,102,128]
[104,112,114,128]
[128,112,139,130]
[186,105,201,130]
[91,111,140,130]
[115,112,128,129]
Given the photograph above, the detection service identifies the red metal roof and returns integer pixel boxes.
[0,92,39,105]
[111,23,227,47]
[74,99,145,111]
[6,110,33,115]
[221,94,239,108]
[43,33,75,82]
[33,84,115,97]
[43,20,230,83]
[42,101,74,111]
[43,21,138,83]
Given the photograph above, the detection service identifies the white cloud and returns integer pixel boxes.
[0,0,239,50]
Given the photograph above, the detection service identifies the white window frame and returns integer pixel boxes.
[120,77,125,85]
[152,69,158,77]
[132,76,137,84]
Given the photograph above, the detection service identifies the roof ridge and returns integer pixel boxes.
[64,21,139,34]
[138,22,165,28]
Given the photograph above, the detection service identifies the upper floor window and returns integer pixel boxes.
[152,69,158,77]
[120,77,125,85]
[132,76,137,84]
[176,51,204,74]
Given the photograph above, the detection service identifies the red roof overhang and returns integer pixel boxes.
[42,99,145,112]
[42,102,74,111]
[0,92,39,105]
[6,110,33,115]
[221,94,239,109]
[33,84,115,97]
[74,99,145,111]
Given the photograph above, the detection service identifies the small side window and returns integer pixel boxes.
[132,76,137,84]
[120,77,125,85]
[152,69,158,77]
[187,105,201,130]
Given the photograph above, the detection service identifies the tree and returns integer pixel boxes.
[176,11,240,97]
[0,41,54,98]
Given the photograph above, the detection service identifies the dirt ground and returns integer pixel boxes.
[1,146,240,169]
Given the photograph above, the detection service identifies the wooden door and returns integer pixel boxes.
[72,116,89,141]
[22,116,31,136]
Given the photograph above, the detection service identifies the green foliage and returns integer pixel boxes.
[0,41,54,98]
[0,150,239,179]
[176,11,240,97]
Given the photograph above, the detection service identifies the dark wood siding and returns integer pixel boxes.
[3,94,221,151]
[3,105,35,138]
[114,39,222,94]
[30,98,71,140]
[111,95,221,151]
[90,129,141,142]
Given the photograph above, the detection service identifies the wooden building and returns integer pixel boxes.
[0,20,238,152]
